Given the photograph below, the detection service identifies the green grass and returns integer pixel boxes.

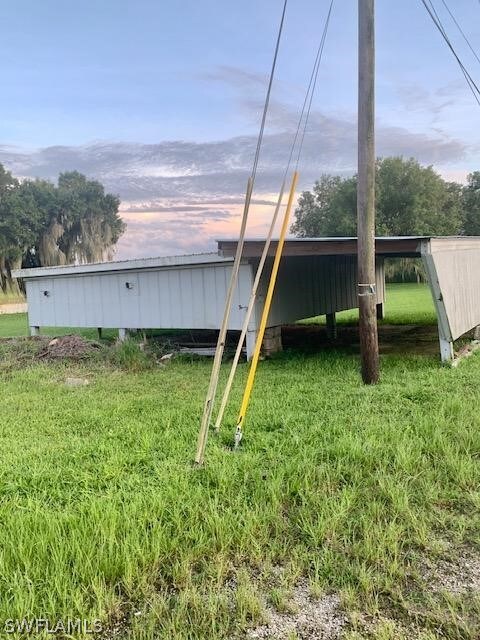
[301,283,437,326]
[0,284,478,638]
[0,313,29,338]
[0,314,117,340]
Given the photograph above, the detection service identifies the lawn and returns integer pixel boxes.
[0,284,478,639]
[0,312,30,338]
[0,314,116,340]
[301,282,437,326]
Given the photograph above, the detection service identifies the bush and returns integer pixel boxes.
[110,339,153,372]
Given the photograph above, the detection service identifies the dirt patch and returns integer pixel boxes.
[418,545,480,595]
[36,335,101,360]
[348,545,480,639]
[282,324,440,356]
[246,580,346,639]
[0,302,27,315]
[244,546,480,639]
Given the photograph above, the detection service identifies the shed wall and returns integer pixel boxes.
[424,239,480,341]
[25,263,254,331]
[254,255,385,326]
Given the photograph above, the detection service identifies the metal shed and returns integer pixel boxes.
[14,253,259,354]
[14,236,480,362]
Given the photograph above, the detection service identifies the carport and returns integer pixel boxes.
[14,236,480,363]
[217,236,480,362]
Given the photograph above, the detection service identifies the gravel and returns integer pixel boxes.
[419,545,480,595]
[246,579,347,640]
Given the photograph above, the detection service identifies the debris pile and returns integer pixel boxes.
[36,335,100,360]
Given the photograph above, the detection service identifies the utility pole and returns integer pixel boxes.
[357,0,379,384]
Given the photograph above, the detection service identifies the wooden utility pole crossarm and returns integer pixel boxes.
[357,0,380,384]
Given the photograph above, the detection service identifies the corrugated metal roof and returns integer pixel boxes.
[216,236,432,242]
[13,252,232,279]
[14,236,480,280]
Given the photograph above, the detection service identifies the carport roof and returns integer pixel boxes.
[216,236,479,258]
[14,236,480,281]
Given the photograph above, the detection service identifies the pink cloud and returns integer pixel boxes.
[115,193,291,259]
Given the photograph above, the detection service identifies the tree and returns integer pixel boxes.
[291,175,341,237]
[462,172,480,235]
[38,171,124,266]
[0,166,24,291]
[0,164,125,291]
[291,157,464,238]
[15,179,64,268]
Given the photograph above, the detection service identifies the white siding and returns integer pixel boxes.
[254,255,385,326]
[423,239,480,341]
[26,263,253,331]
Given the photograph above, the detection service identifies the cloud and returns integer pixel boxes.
[0,113,465,198]
[395,82,463,117]
[204,65,269,90]
[0,105,470,259]
[435,80,467,98]
[376,124,465,164]
[122,197,276,213]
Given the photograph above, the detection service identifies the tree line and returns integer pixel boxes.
[292,157,480,238]
[291,157,480,281]
[0,163,125,292]
[2,156,479,292]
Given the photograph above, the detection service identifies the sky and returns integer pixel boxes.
[0,0,479,258]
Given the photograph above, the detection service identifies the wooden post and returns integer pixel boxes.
[326,313,337,340]
[262,325,283,356]
[357,0,379,384]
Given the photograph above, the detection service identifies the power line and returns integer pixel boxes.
[439,0,480,66]
[421,0,480,103]
[230,1,336,440]
[277,0,334,177]
[426,0,480,100]
[251,0,288,182]
[295,0,334,171]
[420,0,480,106]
